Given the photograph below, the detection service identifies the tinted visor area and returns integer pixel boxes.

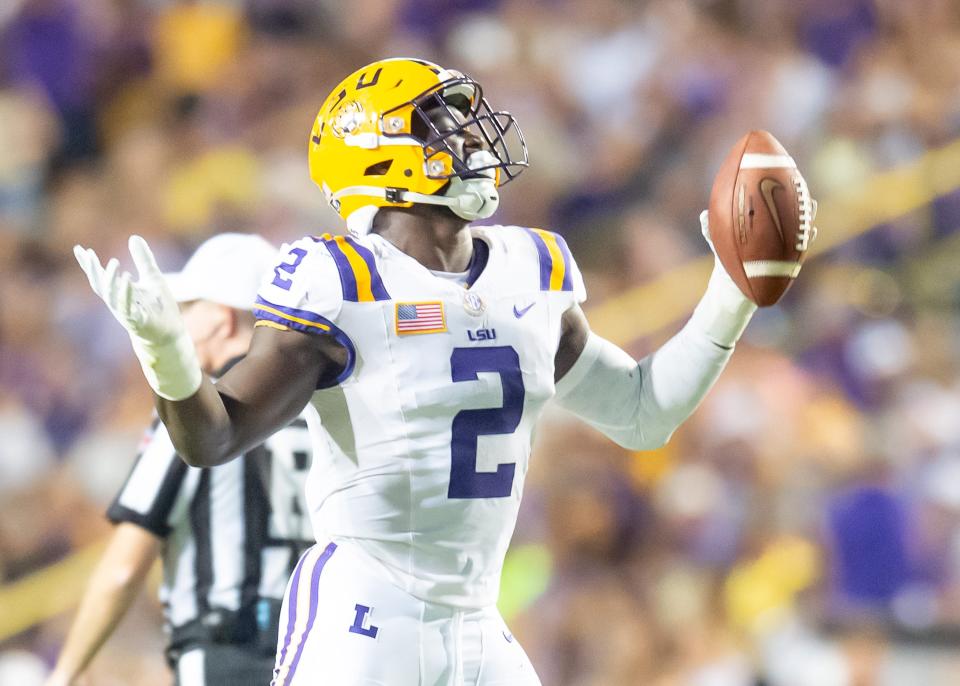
[383,76,528,184]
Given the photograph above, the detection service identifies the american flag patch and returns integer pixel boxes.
[395,301,446,335]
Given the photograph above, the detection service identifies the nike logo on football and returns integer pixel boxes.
[759,177,785,243]
[513,302,535,318]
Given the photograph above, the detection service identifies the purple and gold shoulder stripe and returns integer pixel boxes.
[319,234,390,303]
[255,297,337,335]
[253,297,357,387]
[525,228,574,292]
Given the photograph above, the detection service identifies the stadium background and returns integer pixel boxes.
[2,0,960,683]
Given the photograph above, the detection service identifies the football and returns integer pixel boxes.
[708,130,815,307]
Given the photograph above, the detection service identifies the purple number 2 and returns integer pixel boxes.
[271,247,308,290]
[448,346,524,499]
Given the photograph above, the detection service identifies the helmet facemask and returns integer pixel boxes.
[383,75,527,220]
[393,75,528,186]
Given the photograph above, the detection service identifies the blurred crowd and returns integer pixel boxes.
[2,0,960,684]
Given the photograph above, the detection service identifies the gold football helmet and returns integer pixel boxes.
[308,58,527,226]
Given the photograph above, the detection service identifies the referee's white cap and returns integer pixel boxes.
[163,233,280,311]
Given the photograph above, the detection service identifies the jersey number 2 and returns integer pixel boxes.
[271,247,307,291]
[448,346,524,499]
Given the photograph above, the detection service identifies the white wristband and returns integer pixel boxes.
[688,262,758,347]
[131,329,203,401]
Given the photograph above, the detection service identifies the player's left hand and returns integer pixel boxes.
[700,198,818,287]
[692,210,758,346]
[699,210,753,304]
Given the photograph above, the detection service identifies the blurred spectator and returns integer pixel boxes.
[3,0,102,166]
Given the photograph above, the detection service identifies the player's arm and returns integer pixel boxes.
[156,325,345,467]
[74,236,345,467]
[552,216,757,450]
[46,524,160,686]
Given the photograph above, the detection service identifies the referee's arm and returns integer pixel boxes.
[46,524,160,686]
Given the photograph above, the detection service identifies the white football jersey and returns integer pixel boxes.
[254,225,585,608]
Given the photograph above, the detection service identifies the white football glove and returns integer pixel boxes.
[690,210,758,347]
[74,236,202,400]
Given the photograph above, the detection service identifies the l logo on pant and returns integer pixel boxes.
[348,604,379,638]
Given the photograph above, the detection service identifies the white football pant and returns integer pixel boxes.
[272,541,541,686]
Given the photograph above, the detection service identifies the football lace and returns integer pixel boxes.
[794,175,815,252]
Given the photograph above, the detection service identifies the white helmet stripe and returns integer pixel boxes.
[343,134,422,149]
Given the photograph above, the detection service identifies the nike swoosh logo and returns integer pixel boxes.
[759,177,785,243]
[513,302,535,318]
[503,631,514,643]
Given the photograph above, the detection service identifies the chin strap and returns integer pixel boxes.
[333,151,502,227]
[331,176,500,230]
[333,178,499,223]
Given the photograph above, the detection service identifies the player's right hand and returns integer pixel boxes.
[74,235,182,345]
[73,236,202,401]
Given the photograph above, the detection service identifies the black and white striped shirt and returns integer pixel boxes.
[107,413,315,632]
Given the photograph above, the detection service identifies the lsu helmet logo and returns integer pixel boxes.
[331,100,365,139]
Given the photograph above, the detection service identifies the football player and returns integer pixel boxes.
[74,59,759,685]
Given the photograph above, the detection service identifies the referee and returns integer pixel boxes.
[48,234,315,686]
